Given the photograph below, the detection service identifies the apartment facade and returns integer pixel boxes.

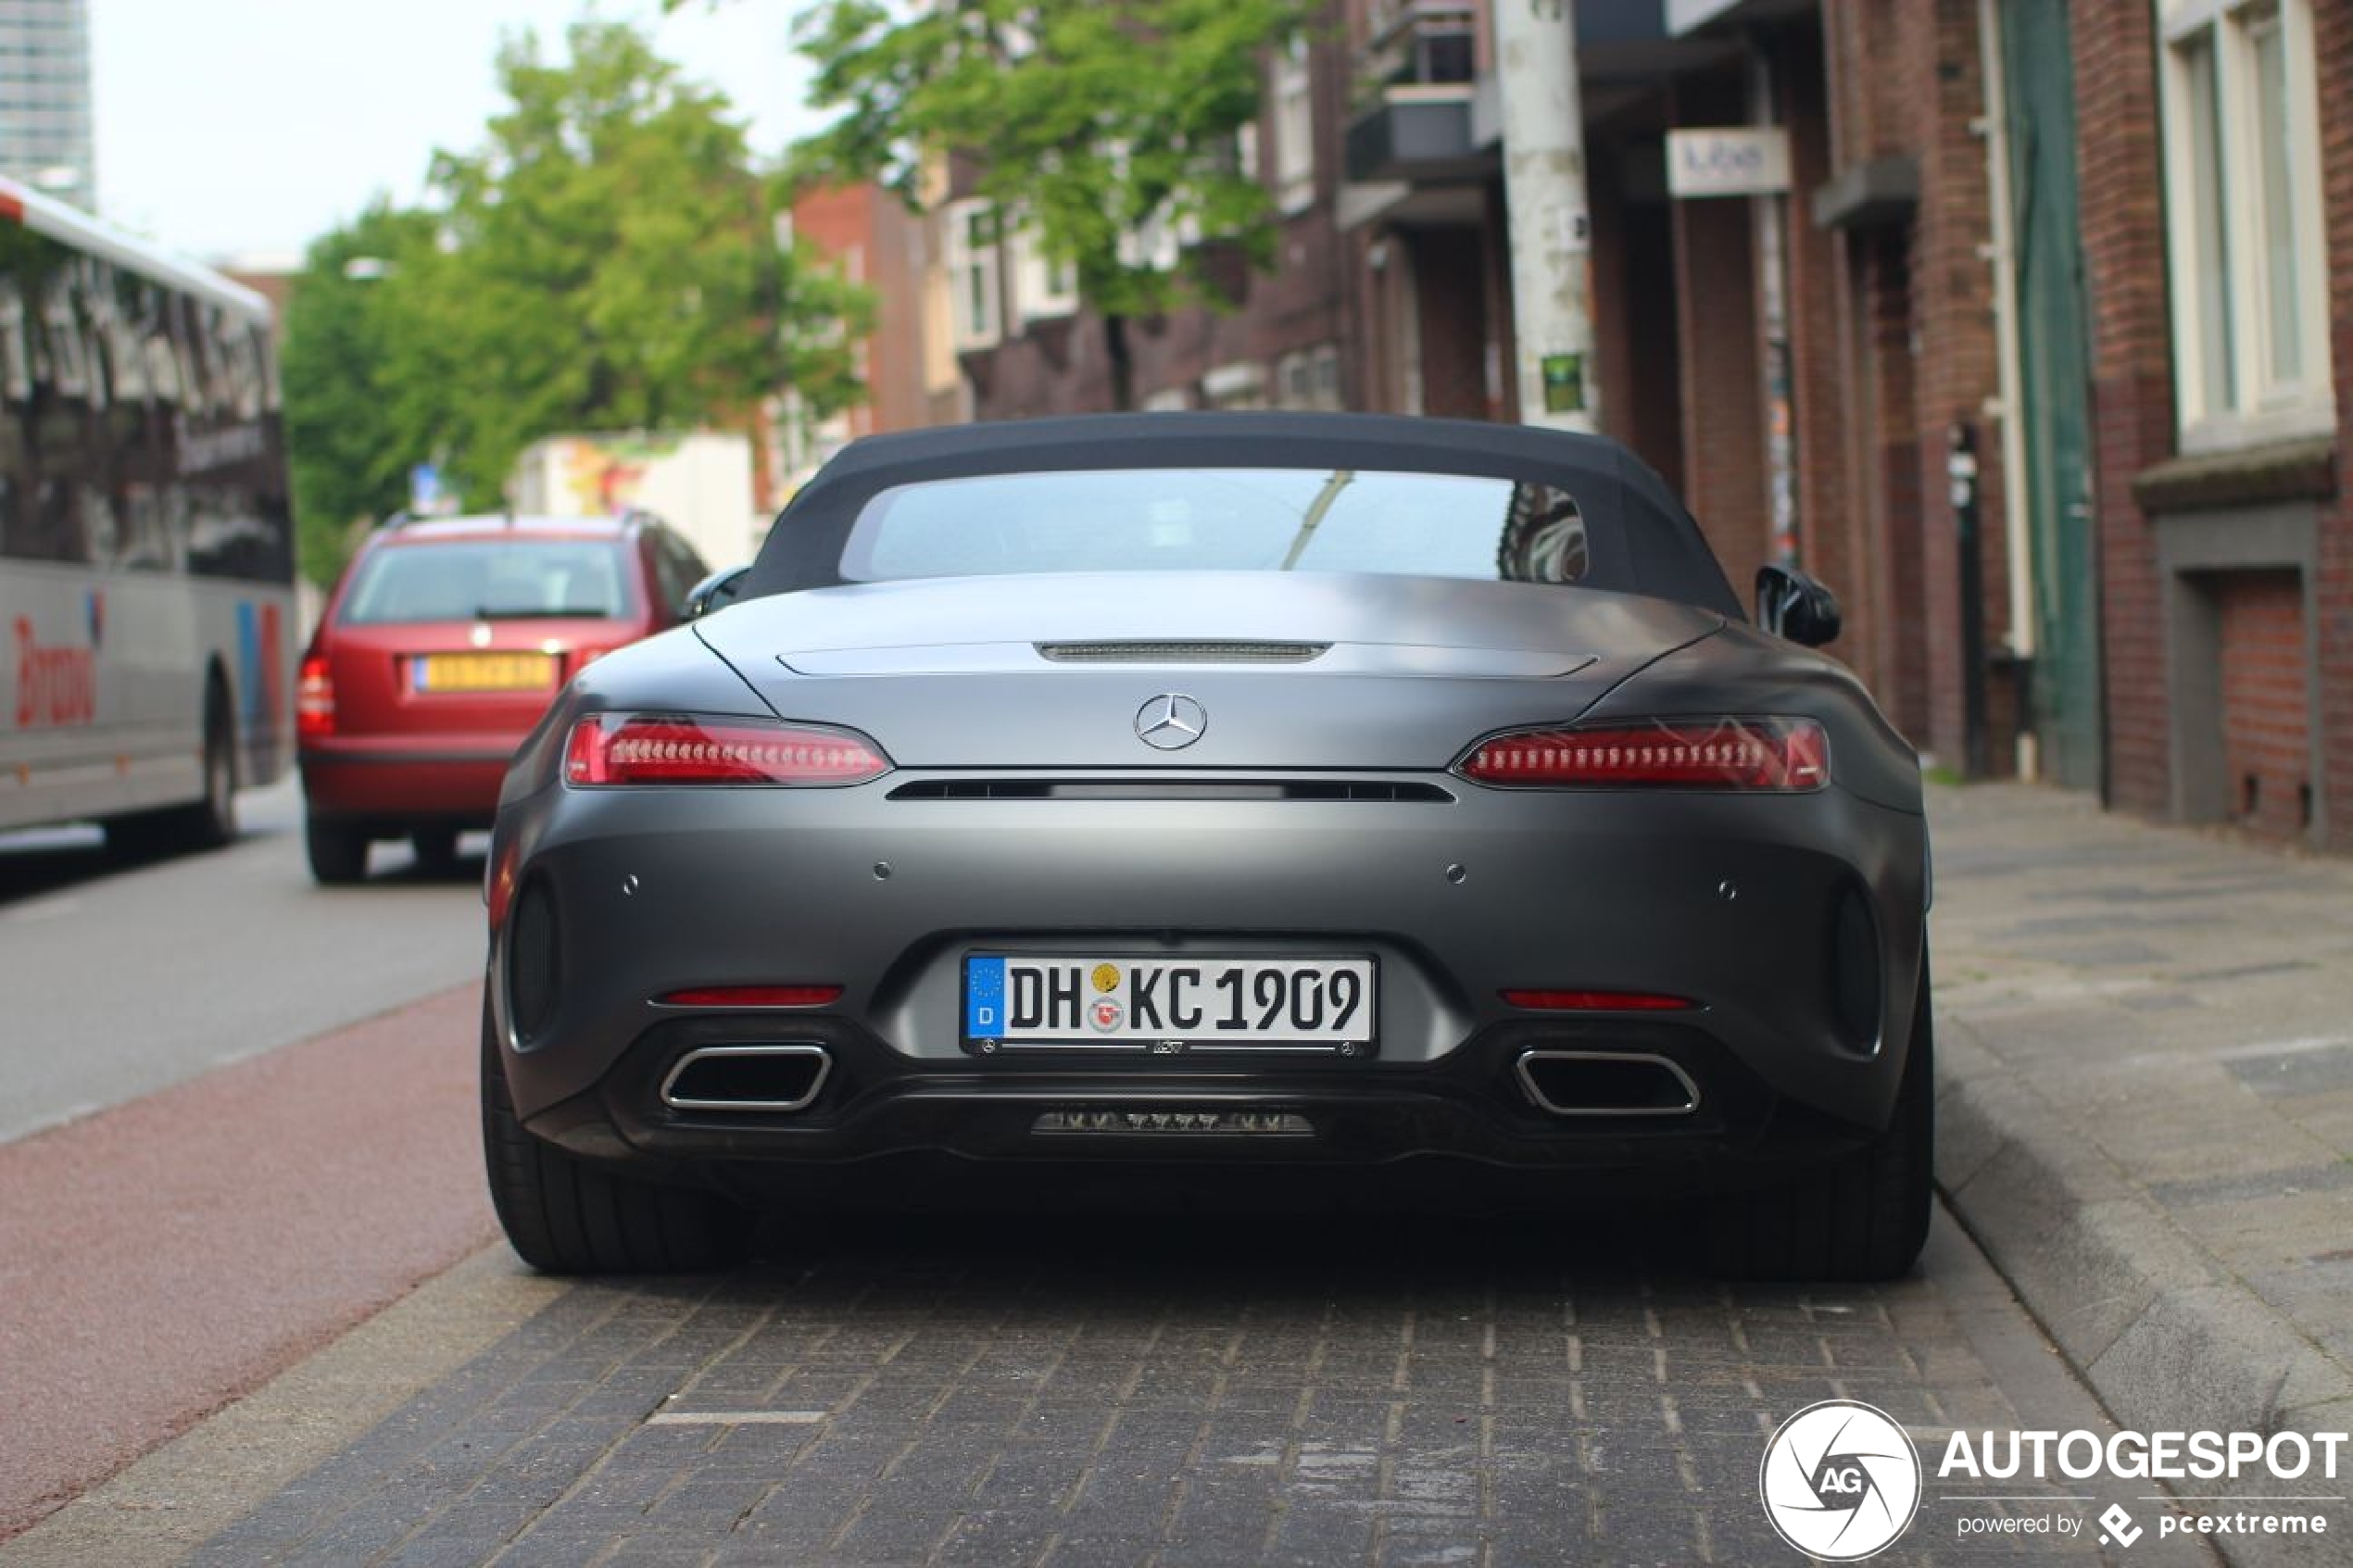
[0,0,93,207]
[835,0,2353,852]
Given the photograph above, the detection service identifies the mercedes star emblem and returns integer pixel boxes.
[1135,694,1208,750]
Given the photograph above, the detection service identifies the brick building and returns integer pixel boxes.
[2068,0,2347,852]
[941,24,1357,419]
[774,182,968,504]
[843,0,2353,851]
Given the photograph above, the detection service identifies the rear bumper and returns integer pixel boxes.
[518,1008,1881,1198]
[490,772,1930,1169]
[300,740,519,820]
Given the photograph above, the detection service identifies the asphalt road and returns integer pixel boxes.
[0,778,487,1144]
[0,782,2232,1565]
[0,780,498,1537]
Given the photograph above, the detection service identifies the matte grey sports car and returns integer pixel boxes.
[480,413,1931,1279]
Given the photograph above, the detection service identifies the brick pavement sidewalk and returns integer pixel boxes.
[1928,782,2353,1525]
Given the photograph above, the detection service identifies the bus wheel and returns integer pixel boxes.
[307,815,369,884]
[186,682,239,848]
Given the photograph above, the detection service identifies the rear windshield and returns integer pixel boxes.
[338,539,634,625]
[840,469,1589,585]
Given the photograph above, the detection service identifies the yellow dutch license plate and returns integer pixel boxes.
[412,652,558,693]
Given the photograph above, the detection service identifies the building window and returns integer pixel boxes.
[1202,360,1268,410]
[1275,344,1343,411]
[942,199,1000,350]
[1117,209,1180,274]
[2158,0,2333,448]
[1010,222,1077,322]
[1270,36,1315,216]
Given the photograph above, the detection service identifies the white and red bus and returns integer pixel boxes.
[0,174,294,851]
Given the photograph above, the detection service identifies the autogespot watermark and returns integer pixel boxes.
[1758,1404,2349,1559]
[1759,1400,1923,1560]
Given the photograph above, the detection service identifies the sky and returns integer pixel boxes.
[89,0,824,267]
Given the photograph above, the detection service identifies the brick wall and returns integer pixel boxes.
[1806,0,2006,762]
[965,19,1352,420]
[1670,69,1768,569]
[1904,0,2005,772]
[2319,0,2353,852]
[1408,228,1489,420]
[1854,226,1932,744]
[2069,0,2174,817]
[2212,571,2314,838]
[1778,26,1859,663]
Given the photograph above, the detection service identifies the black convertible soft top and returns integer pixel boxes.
[743,411,1743,617]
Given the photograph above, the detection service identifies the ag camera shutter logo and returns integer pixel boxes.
[1758,1399,1922,1560]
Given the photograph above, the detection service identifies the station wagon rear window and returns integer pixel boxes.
[840,469,1589,586]
[339,540,635,625]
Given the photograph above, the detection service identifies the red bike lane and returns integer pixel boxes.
[0,984,497,1539]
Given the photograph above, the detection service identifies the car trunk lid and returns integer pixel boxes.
[691,573,1726,771]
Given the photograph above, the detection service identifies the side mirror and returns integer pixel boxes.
[685,565,750,620]
[1755,563,1842,647]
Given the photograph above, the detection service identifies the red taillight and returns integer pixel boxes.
[657,985,843,1008]
[296,655,334,740]
[1502,989,1694,1011]
[564,714,891,786]
[1455,718,1829,791]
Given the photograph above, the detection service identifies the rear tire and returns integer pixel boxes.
[480,995,750,1273]
[305,815,369,884]
[1707,957,1934,1282]
[183,683,239,848]
[411,826,460,872]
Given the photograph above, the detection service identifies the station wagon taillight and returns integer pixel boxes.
[563,714,892,786]
[296,655,334,740]
[1454,718,1829,791]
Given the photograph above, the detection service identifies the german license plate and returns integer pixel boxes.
[412,652,557,693]
[963,955,1376,1054]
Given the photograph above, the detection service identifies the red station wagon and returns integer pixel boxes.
[296,513,711,884]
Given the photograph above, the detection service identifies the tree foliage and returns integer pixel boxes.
[792,0,1305,404]
[280,207,439,583]
[279,21,869,584]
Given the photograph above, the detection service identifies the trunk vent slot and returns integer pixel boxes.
[888,778,1453,803]
[1035,640,1329,664]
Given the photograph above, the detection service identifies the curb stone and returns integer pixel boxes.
[1938,1050,2353,1568]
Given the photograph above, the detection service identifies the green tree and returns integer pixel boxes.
[424,20,869,501]
[792,0,1305,409]
[279,19,868,583]
[279,205,441,586]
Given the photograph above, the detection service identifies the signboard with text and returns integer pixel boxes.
[1666,128,1793,198]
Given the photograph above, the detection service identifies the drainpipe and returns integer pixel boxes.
[1975,0,2038,780]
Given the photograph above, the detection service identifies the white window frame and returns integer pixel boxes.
[1271,36,1316,216]
[1274,343,1343,411]
[2156,0,2334,451]
[1009,220,1078,322]
[1116,209,1181,274]
[942,198,1001,351]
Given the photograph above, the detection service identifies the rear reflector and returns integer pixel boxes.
[1501,989,1694,1011]
[566,715,890,786]
[1456,718,1829,790]
[657,985,843,1008]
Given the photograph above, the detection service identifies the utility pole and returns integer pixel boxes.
[1494,0,1598,434]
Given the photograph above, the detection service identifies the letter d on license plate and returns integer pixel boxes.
[963,954,1376,1054]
